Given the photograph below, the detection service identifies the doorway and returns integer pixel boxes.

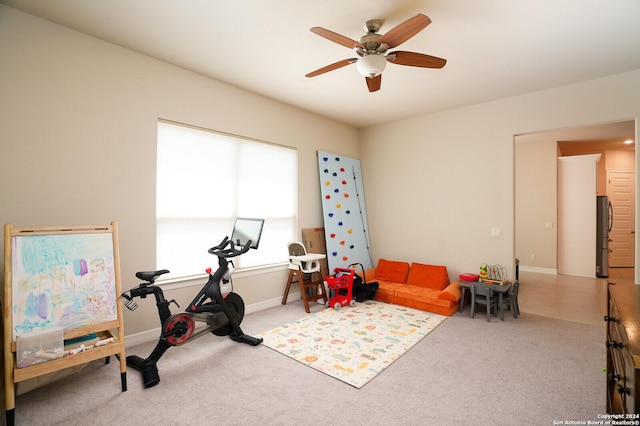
[515,120,636,278]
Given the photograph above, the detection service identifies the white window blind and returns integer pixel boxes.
[156,121,297,279]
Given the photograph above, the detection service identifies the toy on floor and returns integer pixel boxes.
[325,267,356,309]
[349,262,379,302]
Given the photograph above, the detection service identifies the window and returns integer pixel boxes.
[157,120,297,279]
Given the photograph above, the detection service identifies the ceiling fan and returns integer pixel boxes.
[305,14,447,92]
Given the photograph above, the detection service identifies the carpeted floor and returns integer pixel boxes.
[8,300,605,425]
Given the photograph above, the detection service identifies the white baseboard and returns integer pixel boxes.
[519,265,558,275]
[123,292,302,348]
[125,328,161,347]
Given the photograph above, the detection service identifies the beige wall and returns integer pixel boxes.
[515,140,558,272]
[606,150,635,170]
[359,71,640,282]
[0,6,359,336]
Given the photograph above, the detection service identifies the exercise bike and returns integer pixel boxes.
[120,221,264,388]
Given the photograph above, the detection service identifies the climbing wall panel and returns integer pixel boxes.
[317,151,373,272]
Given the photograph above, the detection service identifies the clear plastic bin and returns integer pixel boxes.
[16,327,64,368]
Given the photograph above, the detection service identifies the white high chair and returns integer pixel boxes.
[281,241,328,313]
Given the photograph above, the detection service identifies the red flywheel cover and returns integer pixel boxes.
[163,313,195,345]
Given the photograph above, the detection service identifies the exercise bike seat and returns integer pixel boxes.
[136,269,170,283]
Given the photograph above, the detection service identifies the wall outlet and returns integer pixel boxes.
[490,227,501,237]
[530,253,536,260]
[545,222,553,229]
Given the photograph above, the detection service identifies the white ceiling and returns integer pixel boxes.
[2,0,640,133]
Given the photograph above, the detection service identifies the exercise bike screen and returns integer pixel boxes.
[231,218,264,249]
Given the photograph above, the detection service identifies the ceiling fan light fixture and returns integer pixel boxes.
[356,54,387,78]
[306,14,445,91]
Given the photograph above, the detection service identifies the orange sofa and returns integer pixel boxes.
[364,258,462,316]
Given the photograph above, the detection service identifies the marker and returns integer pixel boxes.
[94,337,115,347]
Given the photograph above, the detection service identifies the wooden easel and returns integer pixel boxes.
[3,223,127,425]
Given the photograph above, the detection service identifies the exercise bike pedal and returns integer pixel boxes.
[230,334,263,346]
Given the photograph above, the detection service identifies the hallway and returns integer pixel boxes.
[518,268,634,327]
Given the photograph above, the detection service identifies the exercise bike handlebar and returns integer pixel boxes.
[208,236,252,258]
[122,236,250,304]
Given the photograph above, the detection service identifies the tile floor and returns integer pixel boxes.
[518,267,634,327]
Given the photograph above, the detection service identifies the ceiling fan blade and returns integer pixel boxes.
[378,14,431,48]
[310,27,364,49]
[365,75,381,92]
[388,51,446,68]
[305,58,357,78]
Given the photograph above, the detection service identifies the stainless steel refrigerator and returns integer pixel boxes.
[596,195,613,278]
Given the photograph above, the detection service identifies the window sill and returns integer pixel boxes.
[155,262,289,292]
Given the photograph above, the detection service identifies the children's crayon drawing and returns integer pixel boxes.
[11,233,118,339]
